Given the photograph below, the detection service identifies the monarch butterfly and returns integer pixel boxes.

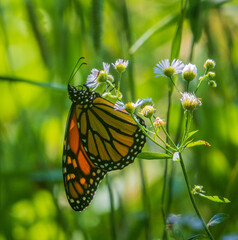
[62,64,146,211]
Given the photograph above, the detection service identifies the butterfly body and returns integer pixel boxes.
[63,84,146,211]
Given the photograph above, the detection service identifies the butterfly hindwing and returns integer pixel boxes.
[63,105,107,211]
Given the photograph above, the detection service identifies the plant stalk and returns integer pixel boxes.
[162,87,173,240]
[179,153,214,240]
[106,175,117,240]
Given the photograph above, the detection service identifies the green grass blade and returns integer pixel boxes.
[92,0,103,52]
[0,76,67,91]
[25,0,51,67]
[130,14,178,55]
[170,0,187,60]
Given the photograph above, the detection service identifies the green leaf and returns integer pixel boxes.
[129,14,178,54]
[198,194,231,203]
[207,213,228,227]
[186,140,211,149]
[137,152,171,160]
[186,130,199,140]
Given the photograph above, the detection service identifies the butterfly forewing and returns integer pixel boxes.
[63,105,106,211]
[75,96,146,171]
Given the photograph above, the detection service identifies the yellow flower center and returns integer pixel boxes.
[97,70,108,83]
[125,102,136,113]
[116,64,126,73]
[163,67,175,77]
[182,71,197,82]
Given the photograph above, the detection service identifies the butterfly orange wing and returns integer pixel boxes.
[75,97,146,171]
[62,105,106,211]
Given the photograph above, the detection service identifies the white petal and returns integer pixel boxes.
[103,62,110,73]
[91,68,99,75]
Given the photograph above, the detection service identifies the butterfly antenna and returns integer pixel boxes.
[71,62,87,84]
[68,57,86,85]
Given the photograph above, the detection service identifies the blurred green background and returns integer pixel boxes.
[1,0,238,239]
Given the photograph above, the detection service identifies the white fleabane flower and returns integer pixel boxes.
[154,59,184,78]
[112,59,129,73]
[180,92,201,111]
[85,62,112,90]
[114,99,142,113]
[182,63,197,82]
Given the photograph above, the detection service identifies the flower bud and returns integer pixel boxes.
[208,80,217,88]
[182,63,197,82]
[139,105,155,118]
[204,59,216,70]
[192,185,205,195]
[140,98,154,109]
[153,117,166,128]
[207,72,215,80]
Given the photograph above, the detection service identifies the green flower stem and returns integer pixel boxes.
[138,158,152,240]
[180,110,192,148]
[106,175,117,240]
[117,73,122,97]
[160,124,177,149]
[168,76,181,94]
[162,86,173,240]
[195,69,208,93]
[132,115,174,155]
[143,127,157,135]
[106,80,116,90]
[149,119,177,152]
[179,153,215,240]
[186,81,190,92]
[195,79,203,93]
